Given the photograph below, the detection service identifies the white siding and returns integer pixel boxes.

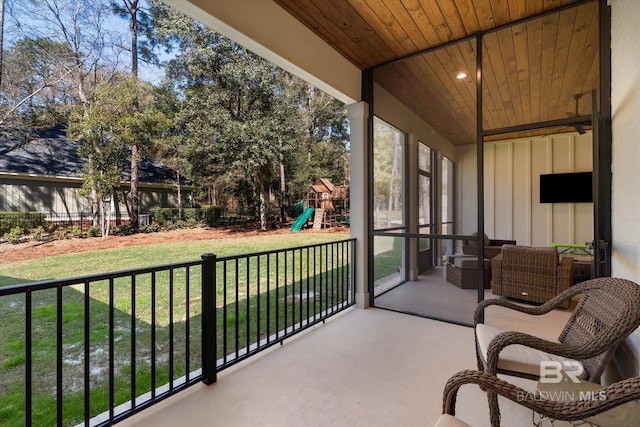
[611,0,640,378]
[457,131,593,246]
[0,178,187,217]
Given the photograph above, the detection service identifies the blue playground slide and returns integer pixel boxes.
[290,207,315,232]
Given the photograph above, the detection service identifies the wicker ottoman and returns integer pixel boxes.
[446,256,491,289]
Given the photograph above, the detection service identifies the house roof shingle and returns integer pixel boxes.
[0,125,181,184]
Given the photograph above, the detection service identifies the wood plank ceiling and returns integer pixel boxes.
[275,0,600,145]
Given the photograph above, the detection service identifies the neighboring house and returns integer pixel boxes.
[0,125,192,222]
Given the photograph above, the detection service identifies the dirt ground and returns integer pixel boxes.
[0,224,348,265]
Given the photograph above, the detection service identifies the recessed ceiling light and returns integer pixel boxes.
[456,72,467,79]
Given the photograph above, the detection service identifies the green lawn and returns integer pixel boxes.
[0,230,351,426]
[373,235,403,282]
[0,231,349,287]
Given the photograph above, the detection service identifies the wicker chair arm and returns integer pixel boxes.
[474,299,547,325]
[442,370,640,423]
[473,282,593,325]
[474,298,561,325]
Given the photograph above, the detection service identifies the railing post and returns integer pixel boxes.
[350,239,356,303]
[201,253,217,385]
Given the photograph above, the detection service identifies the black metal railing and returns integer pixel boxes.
[45,212,95,231]
[43,212,152,231]
[0,238,355,426]
[215,239,355,370]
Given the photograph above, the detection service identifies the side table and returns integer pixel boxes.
[445,255,491,289]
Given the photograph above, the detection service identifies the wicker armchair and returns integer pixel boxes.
[435,370,640,427]
[474,277,640,426]
[490,245,573,306]
[462,233,515,259]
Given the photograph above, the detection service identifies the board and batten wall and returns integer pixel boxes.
[611,0,640,380]
[455,131,593,247]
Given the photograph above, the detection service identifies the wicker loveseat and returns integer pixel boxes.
[462,232,516,259]
[490,245,573,306]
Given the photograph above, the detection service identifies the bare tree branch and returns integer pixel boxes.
[0,64,79,126]
[0,0,5,88]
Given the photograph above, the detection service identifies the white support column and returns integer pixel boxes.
[348,101,370,309]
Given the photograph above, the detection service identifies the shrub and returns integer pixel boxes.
[70,226,84,238]
[182,208,201,223]
[117,225,136,236]
[162,222,178,231]
[202,205,223,226]
[88,226,101,237]
[140,223,160,233]
[3,226,25,244]
[153,208,179,226]
[29,226,49,241]
[172,219,189,229]
[53,227,70,240]
[0,212,46,236]
[151,206,226,229]
[154,207,216,228]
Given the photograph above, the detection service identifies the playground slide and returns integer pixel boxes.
[291,200,304,218]
[290,207,315,232]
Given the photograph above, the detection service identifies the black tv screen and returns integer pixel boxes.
[540,172,593,203]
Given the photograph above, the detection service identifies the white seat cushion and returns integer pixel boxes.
[434,414,471,427]
[476,323,587,379]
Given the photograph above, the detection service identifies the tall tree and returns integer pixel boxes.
[284,78,349,202]
[373,119,403,228]
[149,1,348,226]
[150,4,292,229]
[68,75,168,236]
[3,0,118,225]
[111,0,157,229]
[153,85,189,216]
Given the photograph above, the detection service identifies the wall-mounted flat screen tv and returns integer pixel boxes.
[540,172,593,203]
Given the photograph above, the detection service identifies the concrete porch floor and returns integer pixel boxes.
[118,305,573,427]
